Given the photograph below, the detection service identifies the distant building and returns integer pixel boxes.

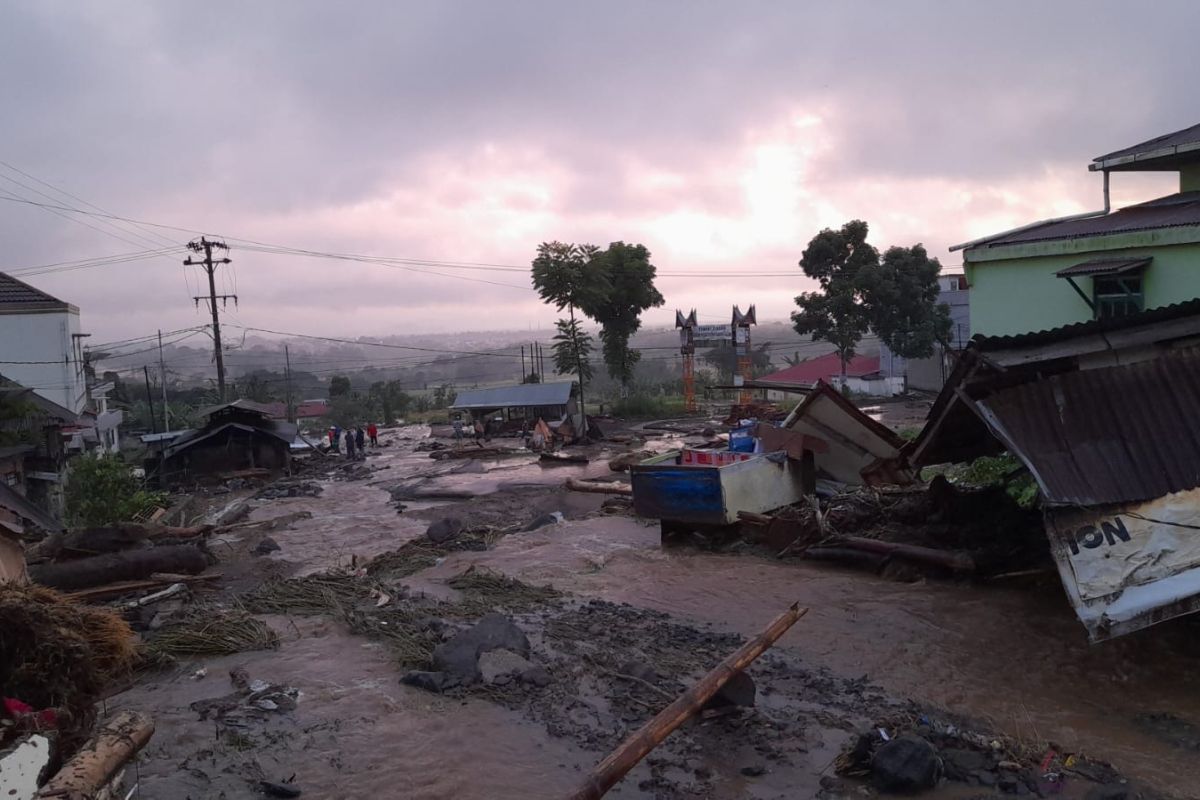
[879,272,971,392]
[957,122,1200,338]
[756,353,903,398]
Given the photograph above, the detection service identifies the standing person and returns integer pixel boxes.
[473,417,485,447]
[355,426,366,456]
[331,425,341,453]
[451,415,464,449]
[367,422,379,448]
[344,427,356,459]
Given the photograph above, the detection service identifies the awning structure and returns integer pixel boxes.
[1054,257,1150,277]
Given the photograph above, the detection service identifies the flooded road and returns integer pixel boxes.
[117,427,1200,798]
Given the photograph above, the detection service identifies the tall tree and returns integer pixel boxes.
[580,242,664,393]
[551,318,594,383]
[531,242,607,432]
[858,244,952,359]
[329,375,352,397]
[792,220,877,378]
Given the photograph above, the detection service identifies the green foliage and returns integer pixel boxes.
[66,456,167,528]
[928,453,1041,509]
[701,340,774,376]
[0,394,41,447]
[327,393,376,429]
[369,380,412,424]
[231,372,279,404]
[523,371,541,384]
[329,375,352,397]
[858,244,952,359]
[431,384,456,409]
[792,220,875,373]
[578,242,665,388]
[530,241,607,313]
[551,318,594,383]
[609,393,687,419]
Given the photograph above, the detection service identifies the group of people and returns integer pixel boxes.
[451,414,492,448]
[328,423,379,458]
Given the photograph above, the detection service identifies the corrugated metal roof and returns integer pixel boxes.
[195,399,278,420]
[758,353,879,385]
[976,351,1200,506]
[1093,122,1200,163]
[1055,257,1150,277]
[451,381,573,410]
[973,298,1200,352]
[0,272,69,308]
[979,192,1200,248]
[0,480,62,532]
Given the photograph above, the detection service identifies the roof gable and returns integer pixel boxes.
[0,272,71,311]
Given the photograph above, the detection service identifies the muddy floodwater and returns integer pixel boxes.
[116,427,1200,798]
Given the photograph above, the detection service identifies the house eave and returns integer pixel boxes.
[963,224,1200,264]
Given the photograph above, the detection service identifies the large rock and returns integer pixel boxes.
[707,671,756,708]
[478,649,535,685]
[1085,786,1130,800]
[399,670,456,693]
[425,518,464,544]
[871,734,941,793]
[431,614,530,683]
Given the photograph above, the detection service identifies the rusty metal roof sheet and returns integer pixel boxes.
[978,192,1200,248]
[1055,257,1150,277]
[975,351,1200,506]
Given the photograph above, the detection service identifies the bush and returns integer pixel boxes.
[65,456,167,528]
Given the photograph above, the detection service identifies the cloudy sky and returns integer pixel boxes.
[1,1,1196,344]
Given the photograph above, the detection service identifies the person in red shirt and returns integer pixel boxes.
[367,422,379,448]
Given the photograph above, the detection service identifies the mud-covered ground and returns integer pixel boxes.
[109,424,1200,799]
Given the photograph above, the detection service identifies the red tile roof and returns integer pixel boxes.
[759,352,880,385]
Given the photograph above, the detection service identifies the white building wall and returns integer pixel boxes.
[0,309,86,414]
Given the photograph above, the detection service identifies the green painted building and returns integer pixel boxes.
[957,123,1200,337]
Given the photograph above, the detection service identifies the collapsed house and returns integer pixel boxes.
[450,381,579,433]
[157,400,297,485]
[909,299,1200,641]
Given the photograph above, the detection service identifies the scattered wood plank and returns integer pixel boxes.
[565,478,633,496]
[64,572,222,603]
[565,602,807,800]
[120,582,187,610]
[37,710,154,799]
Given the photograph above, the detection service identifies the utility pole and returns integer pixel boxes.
[142,365,157,434]
[157,329,170,432]
[520,345,526,383]
[284,345,295,423]
[184,237,235,402]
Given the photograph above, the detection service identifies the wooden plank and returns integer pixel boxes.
[565,602,807,800]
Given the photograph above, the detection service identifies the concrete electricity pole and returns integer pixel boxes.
[157,329,169,432]
[184,238,235,401]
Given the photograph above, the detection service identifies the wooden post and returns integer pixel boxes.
[565,602,807,800]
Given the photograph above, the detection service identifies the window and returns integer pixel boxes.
[1094,275,1143,319]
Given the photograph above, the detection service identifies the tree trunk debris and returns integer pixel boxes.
[37,710,154,799]
[565,478,633,496]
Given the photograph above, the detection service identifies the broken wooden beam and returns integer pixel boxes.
[37,710,153,799]
[30,545,208,591]
[65,572,221,603]
[565,602,807,800]
[564,478,633,496]
[836,536,975,573]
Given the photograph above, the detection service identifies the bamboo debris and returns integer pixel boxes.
[565,602,807,800]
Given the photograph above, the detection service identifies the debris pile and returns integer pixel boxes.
[144,605,280,659]
[0,584,137,750]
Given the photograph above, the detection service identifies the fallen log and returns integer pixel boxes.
[37,710,154,799]
[30,545,208,591]
[801,546,889,571]
[565,478,633,496]
[565,602,806,800]
[836,536,975,573]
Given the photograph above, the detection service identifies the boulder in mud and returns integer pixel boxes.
[521,512,564,532]
[519,665,551,687]
[871,734,941,793]
[425,517,464,544]
[431,614,530,683]
[706,670,755,708]
[1085,785,1130,800]
[253,536,281,555]
[478,648,535,685]
[618,660,658,683]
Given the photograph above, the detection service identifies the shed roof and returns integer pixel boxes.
[451,381,573,410]
[975,192,1200,249]
[0,272,72,311]
[163,420,298,459]
[195,399,278,420]
[0,480,63,532]
[972,297,1200,353]
[1091,122,1200,171]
